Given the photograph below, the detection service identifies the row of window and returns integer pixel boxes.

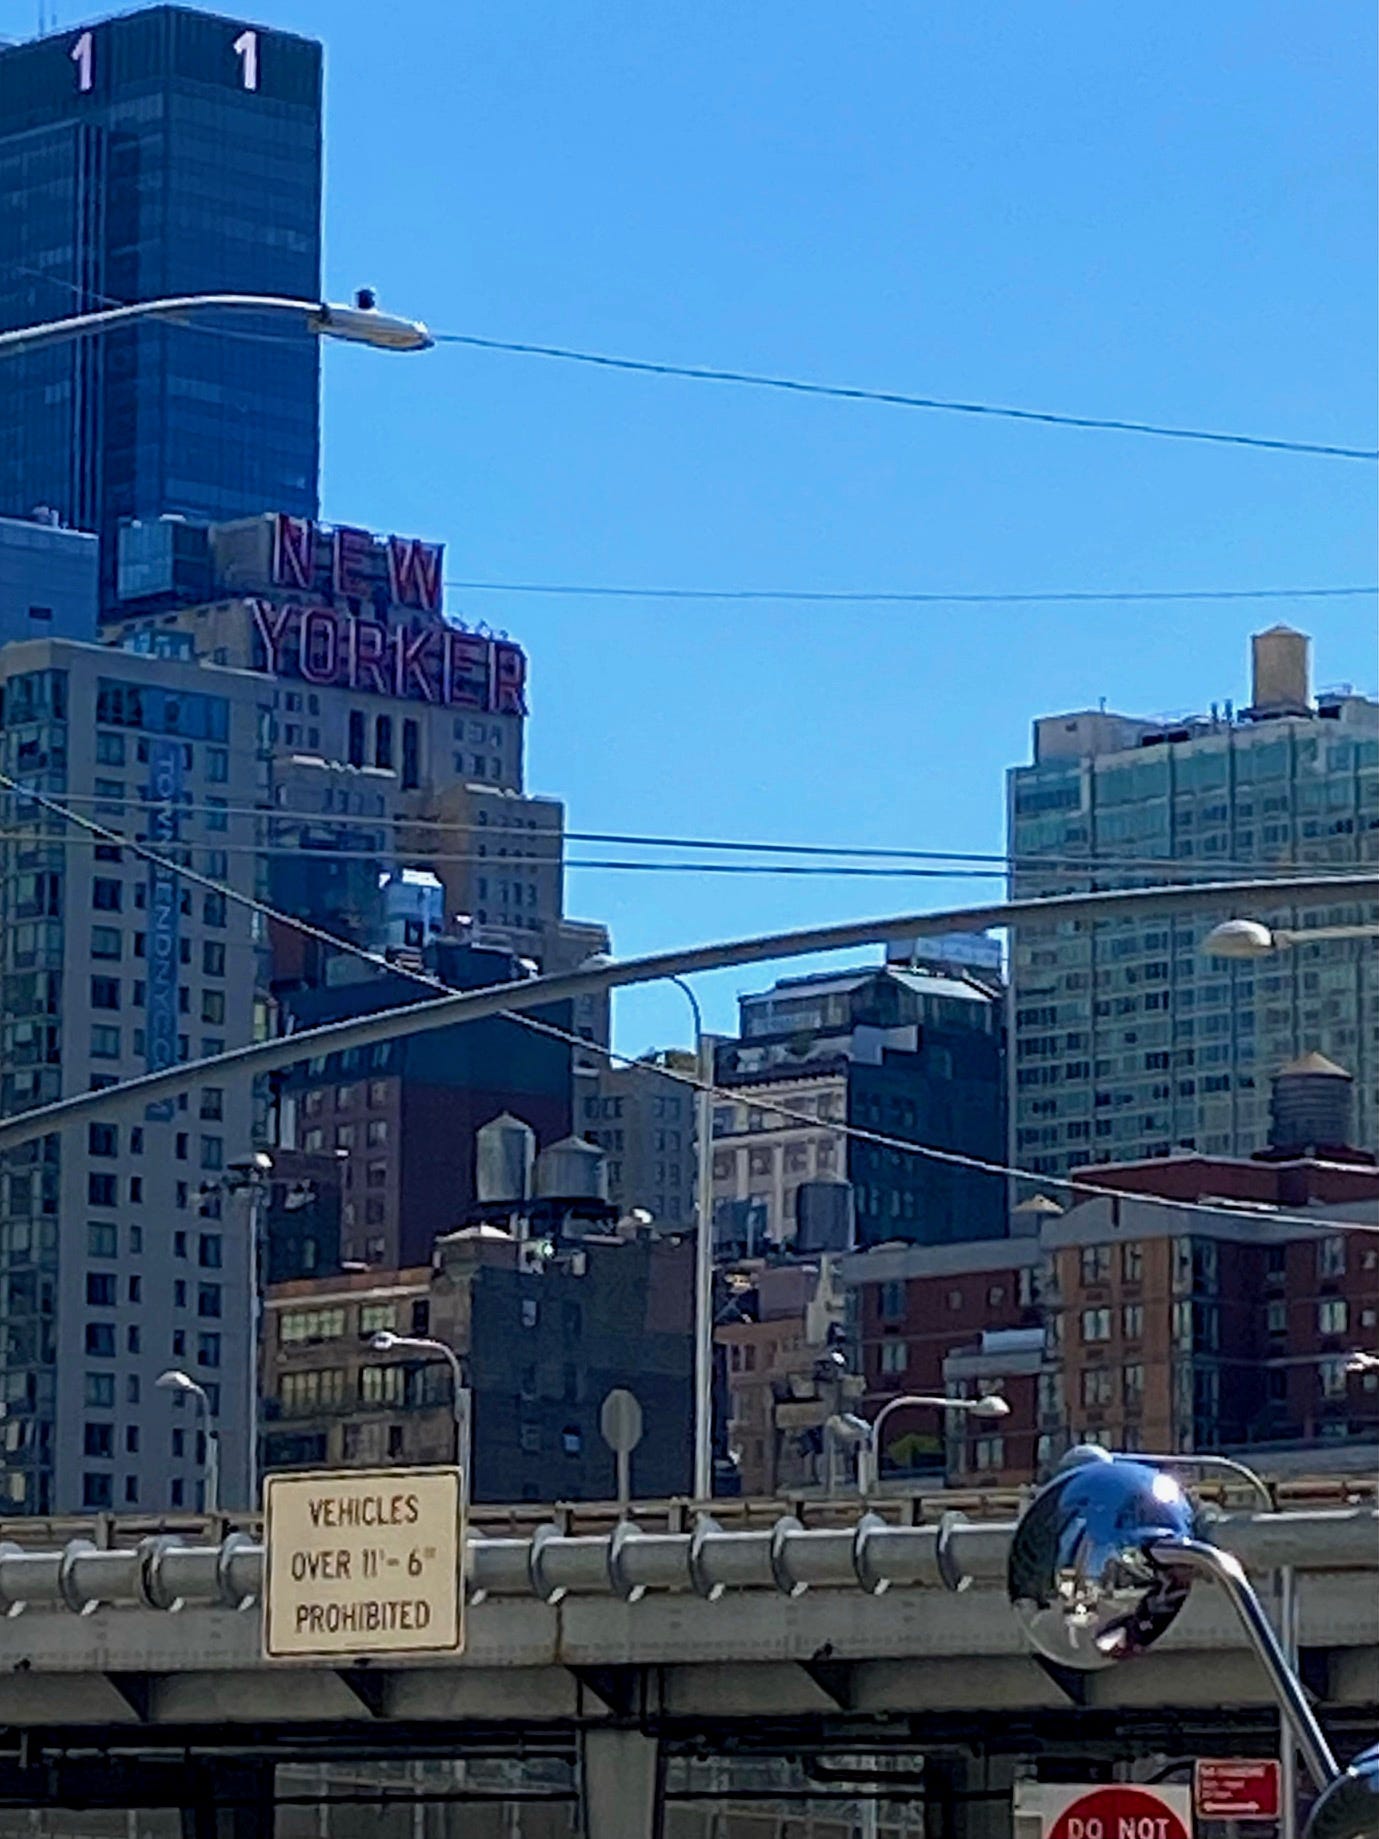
[301,1080,392,1117]
[90,977,227,1020]
[85,1322,220,1365]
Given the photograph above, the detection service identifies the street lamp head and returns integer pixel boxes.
[973,1394,1012,1418]
[370,1331,402,1353]
[309,292,433,352]
[1202,918,1277,960]
[156,1369,204,1402]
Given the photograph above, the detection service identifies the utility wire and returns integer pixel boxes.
[9,827,1362,886]
[1,789,1366,885]
[445,580,1379,607]
[18,268,1374,461]
[2,770,1376,1239]
[434,332,1379,463]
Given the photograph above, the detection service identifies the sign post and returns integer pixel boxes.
[1195,1761,1282,1822]
[1016,1783,1194,1839]
[263,1467,464,1661]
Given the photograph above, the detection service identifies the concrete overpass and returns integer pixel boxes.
[0,1504,1373,1837]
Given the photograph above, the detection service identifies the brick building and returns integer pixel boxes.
[842,1238,1046,1486]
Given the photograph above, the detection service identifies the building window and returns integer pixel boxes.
[1122,1303,1144,1341]
[1123,1362,1144,1407]
[1267,1299,1287,1333]
[359,1364,405,1407]
[87,1222,117,1258]
[82,1473,113,1509]
[1121,1241,1143,1282]
[971,1436,1005,1471]
[1081,1308,1111,1343]
[85,1273,116,1307]
[374,714,394,771]
[879,1340,908,1375]
[197,1334,221,1368]
[1317,1237,1347,1280]
[1317,1298,1348,1336]
[348,711,366,767]
[84,1323,115,1357]
[83,1422,113,1458]
[90,1025,121,1059]
[91,926,122,960]
[1082,1367,1114,1407]
[1080,1245,1112,1283]
[878,1280,906,1319]
[401,718,420,790]
[87,1173,117,1207]
[92,879,122,911]
[84,1373,114,1408]
[1319,1358,1349,1400]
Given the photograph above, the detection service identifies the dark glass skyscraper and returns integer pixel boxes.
[0,6,321,588]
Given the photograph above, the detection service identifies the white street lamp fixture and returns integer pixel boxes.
[370,1331,471,1501]
[859,1391,1011,1493]
[156,1369,220,1514]
[0,288,431,360]
[1203,917,1379,959]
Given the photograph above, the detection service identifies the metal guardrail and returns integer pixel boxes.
[0,1472,1373,1553]
[0,1504,1373,1617]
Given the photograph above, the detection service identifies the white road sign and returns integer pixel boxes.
[263,1466,464,1661]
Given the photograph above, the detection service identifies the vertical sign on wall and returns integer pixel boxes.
[144,736,182,1121]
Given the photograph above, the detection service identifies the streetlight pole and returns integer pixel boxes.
[668,975,716,1502]
[859,1392,1011,1494]
[156,1370,220,1513]
[0,877,1368,1157]
[0,289,432,359]
[371,1332,472,1508]
[211,1153,273,1511]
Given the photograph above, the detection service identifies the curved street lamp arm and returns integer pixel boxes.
[1151,1538,1338,1792]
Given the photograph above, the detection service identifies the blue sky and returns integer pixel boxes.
[49,0,1379,1049]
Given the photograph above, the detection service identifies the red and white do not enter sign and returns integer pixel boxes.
[1045,1787,1192,1839]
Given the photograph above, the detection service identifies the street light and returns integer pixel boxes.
[0,288,432,359]
[370,1331,471,1502]
[1203,917,1379,959]
[210,1151,273,1513]
[156,1369,220,1514]
[859,1392,1011,1494]
[666,975,717,1503]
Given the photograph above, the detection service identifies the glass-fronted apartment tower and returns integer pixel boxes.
[1008,627,1378,1178]
[0,6,321,589]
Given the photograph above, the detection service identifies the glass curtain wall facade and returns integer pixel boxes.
[0,7,321,581]
[1008,696,1379,1178]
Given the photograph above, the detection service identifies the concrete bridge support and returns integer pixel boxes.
[580,1729,662,1839]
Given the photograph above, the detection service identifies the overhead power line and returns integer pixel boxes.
[445,580,1379,607]
[3,788,1367,885]
[434,332,1379,463]
[1,768,1377,1239]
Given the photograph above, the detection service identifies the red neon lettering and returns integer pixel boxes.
[447,633,488,709]
[493,642,528,715]
[251,599,295,674]
[273,515,313,590]
[387,536,443,613]
[393,626,439,702]
[299,608,340,684]
[333,526,373,601]
[348,617,391,695]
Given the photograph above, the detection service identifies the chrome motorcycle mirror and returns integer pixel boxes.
[1304,1744,1379,1839]
[1008,1447,1349,1804]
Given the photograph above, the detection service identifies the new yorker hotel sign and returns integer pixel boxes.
[247,514,526,714]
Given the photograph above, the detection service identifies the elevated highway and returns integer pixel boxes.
[0,1502,1373,1837]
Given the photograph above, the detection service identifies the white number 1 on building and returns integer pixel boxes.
[233,29,259,91]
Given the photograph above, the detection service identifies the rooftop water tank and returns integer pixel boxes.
[1269,1052,1353,1154]
[475,1112,535,1203]
[533,1135,607,1202]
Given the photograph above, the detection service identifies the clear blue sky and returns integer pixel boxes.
[54,0,1379,1049]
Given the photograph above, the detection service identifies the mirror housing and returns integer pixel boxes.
[1007,1447,1208,1670]
[1304,1745,1379,1839]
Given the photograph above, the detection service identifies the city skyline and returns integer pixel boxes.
[6,1,1374,1058]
